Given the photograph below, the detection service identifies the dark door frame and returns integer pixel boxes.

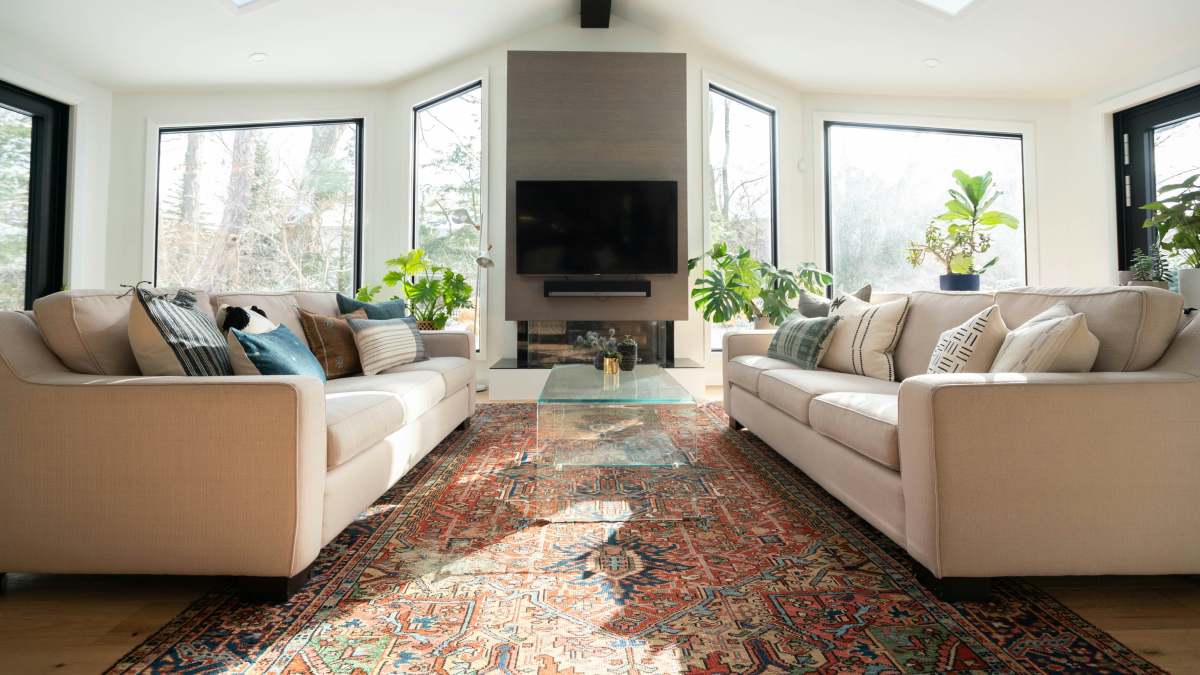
[1113,83,1200,270]
[0,80,69,309]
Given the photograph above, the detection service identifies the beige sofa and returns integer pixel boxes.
[0,289,474,599]
[723,286,1199,599]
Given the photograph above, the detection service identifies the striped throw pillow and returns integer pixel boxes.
[128,285,232,376]
[767,315,841,369]
[821,295,911,381]
[347,316,427,376]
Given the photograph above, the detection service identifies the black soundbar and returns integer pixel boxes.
[544,280,651,297]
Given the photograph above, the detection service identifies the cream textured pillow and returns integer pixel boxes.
[927,305,1009,374]
[990,303,1099,373]
[820,295,911,381]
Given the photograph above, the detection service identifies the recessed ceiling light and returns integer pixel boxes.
[231,0,259,7]
[923,58,942,68]
[248,52,269,64]
[911,0,976,15]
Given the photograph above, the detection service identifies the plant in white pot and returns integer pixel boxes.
[906,170,1020,292]
[1143,172,1200,307]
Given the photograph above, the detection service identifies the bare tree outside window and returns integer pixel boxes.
[413,83,483,348]
[827,124,1026,295]
[705,86,775,350]
[0,107,32,310]
[156,121,359,292]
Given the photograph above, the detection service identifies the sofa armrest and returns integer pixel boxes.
[422,330,471,359]
[721,329,776,363]
[898,371,1200,578]
[0,370,327,578]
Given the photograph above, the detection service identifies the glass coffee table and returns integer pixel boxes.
[537,364,696,470]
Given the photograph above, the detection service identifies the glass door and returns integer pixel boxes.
[1114,84,1200,270]
[0,81,68,310]
[0,106,34,310]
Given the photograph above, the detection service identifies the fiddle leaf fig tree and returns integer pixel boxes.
[687,243,832,326]
[906,170,1020,275]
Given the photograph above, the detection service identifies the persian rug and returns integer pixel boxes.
[110,402,1162,674]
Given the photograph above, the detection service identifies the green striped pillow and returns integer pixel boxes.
[767,315,841,369]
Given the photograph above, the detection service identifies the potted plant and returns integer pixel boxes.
[575,329,620,370]
[687,243,832,328]
[1143,172,1200,306]
[906,170,1020,291]
[356,249,473,330]
[1126,246,1173,289]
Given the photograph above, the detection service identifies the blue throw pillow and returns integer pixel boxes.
[230,324,326,382]
[337,293,406,320]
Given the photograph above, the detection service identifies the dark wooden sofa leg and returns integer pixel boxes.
[237,564,312,602]
[0,573,6,594]
[456,416,470,431]
[728,417,744,431]
[918,568,992,602]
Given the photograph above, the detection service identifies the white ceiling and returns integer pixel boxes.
[2,0,1199,99]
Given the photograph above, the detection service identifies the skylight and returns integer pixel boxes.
[910,0,977,15]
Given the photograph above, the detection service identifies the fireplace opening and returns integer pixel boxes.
[517,320,674,368]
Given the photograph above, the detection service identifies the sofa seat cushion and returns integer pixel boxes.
[758,369,900,424]
[727,355,800,394]
[383,356,473,394]
[323,371,447,468]
[809,392,900,471]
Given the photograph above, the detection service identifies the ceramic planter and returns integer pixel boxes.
[754,316,773,330]
[617,337,637,371]
[939,273,981,291]
[416,320,437,331]
[1178,268,1200,308]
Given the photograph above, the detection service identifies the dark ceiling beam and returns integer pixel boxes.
[581,0,611,28]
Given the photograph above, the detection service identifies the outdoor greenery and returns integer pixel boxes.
[1142,172,1200,269]
[156,123,358,292]
[0,108,32,310]
[688,243,832,326]
[906,170,1020,276]
[356,248,472,329]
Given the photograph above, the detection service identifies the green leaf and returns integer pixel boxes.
[949,254,974,274]
[978,211,1020,228]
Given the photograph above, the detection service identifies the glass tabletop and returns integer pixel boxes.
[537,364,695,404]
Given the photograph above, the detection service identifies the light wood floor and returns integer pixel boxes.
[2,388,1197,674]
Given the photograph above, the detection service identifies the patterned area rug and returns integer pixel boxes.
[110,402,1162,673]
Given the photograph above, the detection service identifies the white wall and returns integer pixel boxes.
[0,33,113,289]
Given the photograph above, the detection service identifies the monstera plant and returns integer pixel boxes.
[688,243,832,328]
[356,249,473,330]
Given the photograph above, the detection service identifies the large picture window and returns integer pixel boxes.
[705,84,776,350]
[412,82,484,348]
[0,81,68,310]
[825,122,1026,294]
[155,119,362,292]
[1114,84,1200,269]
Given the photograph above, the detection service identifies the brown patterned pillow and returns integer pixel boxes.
[299,308,366,379]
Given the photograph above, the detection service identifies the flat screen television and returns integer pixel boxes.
[515,180,678,275]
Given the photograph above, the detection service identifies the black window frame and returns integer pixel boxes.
[153,118,365,292]
[1113,83,1200,270]
[410,79,484,251]
[706,83,779,266]
[0,80,69,310]
[822,120,1029,292]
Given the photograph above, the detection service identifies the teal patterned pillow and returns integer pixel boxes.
[767,315,841,369]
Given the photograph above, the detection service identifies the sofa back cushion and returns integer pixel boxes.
[994,287,1181,372]
[294,291,340,318]
[32,290,142,375]
[892,291,995,380]
[208,292,305,347]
